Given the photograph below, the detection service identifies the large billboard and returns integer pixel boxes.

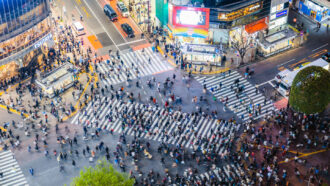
[172,6,210,29]
[217,2,263,21]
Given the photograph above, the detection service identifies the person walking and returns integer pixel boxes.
[29,167,34,176]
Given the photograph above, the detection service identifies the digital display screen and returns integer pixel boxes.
[172,6,209,29]
[176,10,206,26]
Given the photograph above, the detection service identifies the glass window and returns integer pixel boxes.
[0,0,50,42]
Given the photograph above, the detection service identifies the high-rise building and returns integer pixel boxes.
[0,0,53,81]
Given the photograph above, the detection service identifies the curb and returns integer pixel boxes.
[189,67,230,75]
[0,104,29,118]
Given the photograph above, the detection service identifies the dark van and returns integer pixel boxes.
[104,4,118,22]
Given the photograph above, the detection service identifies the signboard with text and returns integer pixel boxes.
[276,9,287,18]
[217,2,263,21]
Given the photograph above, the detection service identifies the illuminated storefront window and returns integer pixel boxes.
[217,2,263,21]
[0,19,51,60]
[0,0,50,40]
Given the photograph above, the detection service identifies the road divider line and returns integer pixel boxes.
[75,6,83,17]
[309,49,327,58]
[312,43,328,52]
[97,0,128,43]
[277,58,295,67]
[117,39,146,47]
[82,0,119,50]
[289,58,308,68]
[82,6,90,17]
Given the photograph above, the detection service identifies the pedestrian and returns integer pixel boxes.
[29,167,34,176]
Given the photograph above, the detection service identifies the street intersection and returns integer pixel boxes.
[0,0,329,185]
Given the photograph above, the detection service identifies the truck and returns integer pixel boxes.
[275,58,329,97]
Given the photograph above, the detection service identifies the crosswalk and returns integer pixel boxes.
[71,97,240,151]
[96,47,173,86]
[0,150,28,186]
[184,163,250,185]
[194,71,276,122]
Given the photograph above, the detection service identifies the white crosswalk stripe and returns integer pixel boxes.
[0,150,29,186]
[184,163,249,185]
[96,47,173,86]
[71,98,240,151]
[194,71,277,121]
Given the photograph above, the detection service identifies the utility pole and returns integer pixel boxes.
[147,0,151,33]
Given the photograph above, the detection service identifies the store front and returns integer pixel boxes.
[181,43,222,65]
[299,0,329,22]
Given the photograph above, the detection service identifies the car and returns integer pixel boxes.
[121,23,134,38]
[116,1,129,17]
[322,52,330,62]
[104,4,118,22]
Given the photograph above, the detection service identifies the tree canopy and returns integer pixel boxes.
[289,66,330,114]
[71,159,135,186]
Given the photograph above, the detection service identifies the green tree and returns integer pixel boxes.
[289,66,330,114]
[71,159,134,186]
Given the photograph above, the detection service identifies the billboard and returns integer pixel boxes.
[217,2,263,21]
[172,6,209,29]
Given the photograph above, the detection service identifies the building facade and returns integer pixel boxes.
[298,0,329,22]
[257,0,298,57]
[0,0,53,81]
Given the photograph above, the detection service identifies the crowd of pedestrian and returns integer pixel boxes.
[0,15,329,186]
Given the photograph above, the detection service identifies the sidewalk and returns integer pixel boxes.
[153,35,256,75]
[0,1,99,123]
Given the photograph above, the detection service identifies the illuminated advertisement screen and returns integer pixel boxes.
[172,6,210,29]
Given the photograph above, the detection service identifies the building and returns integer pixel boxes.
[0,0,53,81]
[257,0,298,57]
[297,0,329,22]
[35,62,79,98]
[154,0,272,65]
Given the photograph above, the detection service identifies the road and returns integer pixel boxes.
[238,9,330,87]
[55,0,148,55]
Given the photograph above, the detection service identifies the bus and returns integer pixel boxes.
[275,58,329,97]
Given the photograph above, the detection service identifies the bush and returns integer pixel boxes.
[71,159,134,186]
[289,66,330,114]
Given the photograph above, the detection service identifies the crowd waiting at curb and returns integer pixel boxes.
[0,16,329,186]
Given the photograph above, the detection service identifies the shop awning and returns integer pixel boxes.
[167,24,208,38]
[245,17,268,34]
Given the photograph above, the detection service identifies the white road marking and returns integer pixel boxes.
[117,39,146,46]
[312,43,329,52]
[75,6,83,16]
[95,0,128,43]
[277,58,296,67]
[257,79,276,88]
[82,0,119,50]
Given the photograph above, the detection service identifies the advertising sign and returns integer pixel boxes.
[276,9,287,18]
[172,6,210,29]
[218,2,263,21]
[34,33,53,49]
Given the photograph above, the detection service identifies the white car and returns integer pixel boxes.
[116,1,129,17]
